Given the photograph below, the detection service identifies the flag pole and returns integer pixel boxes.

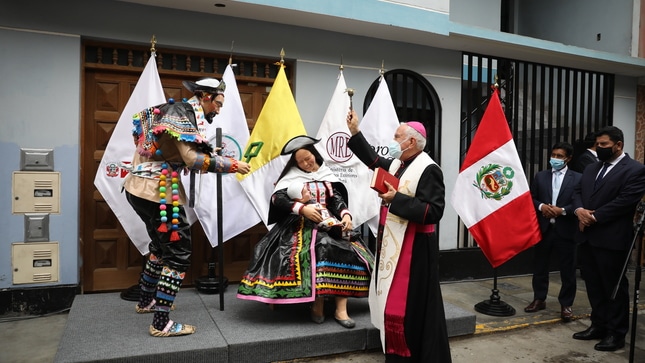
[216,127,226,310]
[195,128,229,304]
[473,78,516,317]
[120,34,159,302]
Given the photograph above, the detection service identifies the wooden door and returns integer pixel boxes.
[82,70,270,292]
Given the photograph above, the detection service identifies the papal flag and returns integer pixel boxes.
[183,64,262,246]
[94,53,166,255]
[357,75,400,234]
[450,88,541,268]
[315,70,380,228]
[237,63,307,226]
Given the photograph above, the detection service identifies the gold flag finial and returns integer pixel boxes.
[340,55,344,71]
[150,35,157,54]
[275,48,286,67]
[493,74,499,89]
[379,60,385,76]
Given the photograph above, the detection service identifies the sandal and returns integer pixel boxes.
[135,299,176,314]
[149,320,196,337]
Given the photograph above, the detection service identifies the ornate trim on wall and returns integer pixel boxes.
[636,85,645,163]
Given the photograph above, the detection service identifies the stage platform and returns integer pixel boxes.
[54,285,475,363]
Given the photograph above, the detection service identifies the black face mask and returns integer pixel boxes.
[596,145,615,162]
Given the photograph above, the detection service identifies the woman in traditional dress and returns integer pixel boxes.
[237,136,373,329]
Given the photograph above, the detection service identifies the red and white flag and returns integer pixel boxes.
[450,89,541,268]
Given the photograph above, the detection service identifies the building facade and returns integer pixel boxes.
[1,0,645,311]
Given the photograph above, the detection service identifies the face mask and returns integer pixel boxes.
[387,139,409,159]
[596,145,615,162]
[549,158,566,170]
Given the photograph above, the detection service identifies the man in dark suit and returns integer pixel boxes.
[572,126,645,351]
[571,131,599,173]
[525,142,582,322]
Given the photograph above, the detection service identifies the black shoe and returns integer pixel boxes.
[594,335,625,351]
[524,299,546,313]
[560,306,573,322]
[572,326,606,340]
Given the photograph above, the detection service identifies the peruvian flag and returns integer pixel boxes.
[450,89,541,268]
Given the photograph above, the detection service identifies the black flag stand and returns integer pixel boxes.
[474,268,516,316]
[195,128,228,311]
[612,198,645,363]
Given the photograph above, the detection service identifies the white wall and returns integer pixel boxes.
[516,0,634,55]
[613,75,638,154]
[450,0,501,30]
[0,28,81,288]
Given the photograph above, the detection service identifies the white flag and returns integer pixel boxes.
[357,75,400,234]
[185,65,262,246]
[93,55,166,255]
[315,71,379,228]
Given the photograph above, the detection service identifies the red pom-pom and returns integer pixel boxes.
[157,223,168,233]
[170,231,180,241]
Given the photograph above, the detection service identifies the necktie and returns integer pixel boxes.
[594,162,610,189]
[552,171,562,205]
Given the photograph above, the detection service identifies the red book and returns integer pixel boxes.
[370,167,399,194]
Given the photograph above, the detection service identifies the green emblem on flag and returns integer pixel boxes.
[473,164,514,200]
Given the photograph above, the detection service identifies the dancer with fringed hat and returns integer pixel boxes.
[124,78,251,337]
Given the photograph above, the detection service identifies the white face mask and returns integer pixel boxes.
[387,138,409,159]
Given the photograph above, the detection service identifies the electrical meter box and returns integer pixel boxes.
[12,241,60,284]
[12,171,61,214]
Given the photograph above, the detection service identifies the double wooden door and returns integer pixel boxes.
[82,70,270,292]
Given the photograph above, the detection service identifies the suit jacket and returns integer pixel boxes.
[572,154,645,250]
[531,168,582,239]
[571,149,598,173]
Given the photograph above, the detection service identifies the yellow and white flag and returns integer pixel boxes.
[184,65,262,246]
[237,64,307,226]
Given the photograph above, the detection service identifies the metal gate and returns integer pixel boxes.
[459,52,614,248]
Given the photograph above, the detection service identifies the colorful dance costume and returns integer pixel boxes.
[237,162,374,304]
[124,82,240,337]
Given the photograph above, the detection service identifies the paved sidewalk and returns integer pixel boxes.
[294,270,645,363]
[443,272,592,334]
[3,271,645,362]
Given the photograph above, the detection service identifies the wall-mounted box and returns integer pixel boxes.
[12,241,60,284]
[12,171,61,214]
[24,213,50,242]
[20,148,54,171]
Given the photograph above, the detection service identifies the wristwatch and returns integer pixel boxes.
[561,208,566,216]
